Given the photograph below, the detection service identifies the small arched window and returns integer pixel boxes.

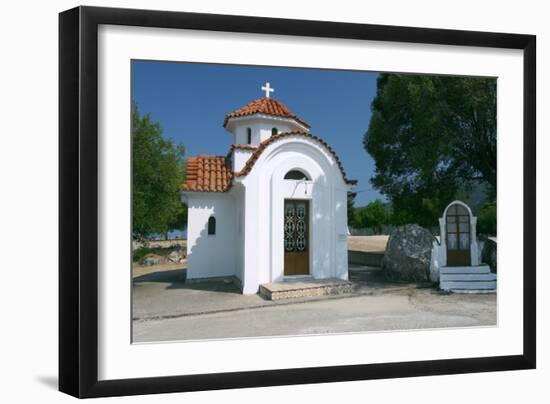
[207,216,216,235]
[284,169,310,181]
[271,127,278,136]
[246,128,252,144]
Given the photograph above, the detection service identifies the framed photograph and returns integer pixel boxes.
[59,6,536,398]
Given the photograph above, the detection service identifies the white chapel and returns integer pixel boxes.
[181,83,356,294]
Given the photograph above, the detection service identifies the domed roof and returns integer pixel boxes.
[223,97,310,129]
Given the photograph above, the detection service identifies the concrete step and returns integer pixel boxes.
[440,280,496,291]
[440,265,491,275]
[440,273,497,282]
[259,278,353,301]
[447,289,497,294]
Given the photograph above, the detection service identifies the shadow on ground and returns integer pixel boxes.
[132,265,416,295]
[348,265,429,291]
[131,264,438,322]
[133,268,241,293]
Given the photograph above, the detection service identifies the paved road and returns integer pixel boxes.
[133,288,496,343]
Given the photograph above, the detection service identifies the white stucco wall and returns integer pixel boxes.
[226,115,308,145]
[184,191,240,280]
[185,131,353,294]
[232,148,254,172]
[233,185,245,284]
[237,136,352,294]
[430,201,481,281]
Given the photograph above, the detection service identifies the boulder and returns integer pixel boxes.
[382,224,435,282]
[480,236,497,273]
[167,250,182,263]
[140,254,160,266]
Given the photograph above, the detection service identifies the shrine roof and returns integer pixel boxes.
[182,131,356,193]
[181,155,232,193]
[234,131,357,186]
[223,97,310,129]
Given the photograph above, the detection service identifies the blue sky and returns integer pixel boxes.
[131,60,383,206]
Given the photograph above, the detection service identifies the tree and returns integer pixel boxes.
[347,191,359,228]
[356,199,391,234]
[364,74,496,227]
[132,103,186,240]
[167,201,188,237]
[477,200,496,236]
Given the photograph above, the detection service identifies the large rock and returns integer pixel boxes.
[140,254,161,266]
[382,224,435,282]
[167,250,183,263]
[480,236,497,273]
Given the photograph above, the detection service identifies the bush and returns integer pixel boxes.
[477,201,496,236]
[356,199,391,234]
[132,247,154,262]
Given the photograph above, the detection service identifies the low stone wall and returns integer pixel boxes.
[132,239,186,250]
[348,250,384,267]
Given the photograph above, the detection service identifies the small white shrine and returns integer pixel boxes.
[181,83,356,294]
[431,200,496,293]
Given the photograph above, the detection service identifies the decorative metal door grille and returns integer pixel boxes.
[284,204,295,252]
[284,201,307,252]
[284,200,310,275]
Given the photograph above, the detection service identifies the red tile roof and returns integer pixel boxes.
[182,155,232,192]
[229,144,258,152]
[223,97,311,129]
[235,131,357,185]
[182,131,356,193]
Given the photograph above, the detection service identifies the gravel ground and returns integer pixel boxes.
[347,235,389,252]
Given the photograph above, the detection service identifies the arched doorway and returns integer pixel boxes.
[445,203,471,266]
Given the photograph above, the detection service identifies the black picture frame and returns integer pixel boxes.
[59,6,536,398]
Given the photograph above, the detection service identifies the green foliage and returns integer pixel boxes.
[355,199,391,233]
[132,103,187,240]
[364,74,496,227]
[347,192,359,228]
[478,201,496,235]
[132,247,154,262]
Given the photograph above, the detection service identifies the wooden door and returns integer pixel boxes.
[446,204,471,266]
[284,200,310,276]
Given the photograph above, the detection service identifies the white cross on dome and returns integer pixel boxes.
[261,82,274,98]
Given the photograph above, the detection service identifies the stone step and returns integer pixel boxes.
[440,280,496,291]
[259,278,353,301]
[440,273,497,282]
[440,265,491,275]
